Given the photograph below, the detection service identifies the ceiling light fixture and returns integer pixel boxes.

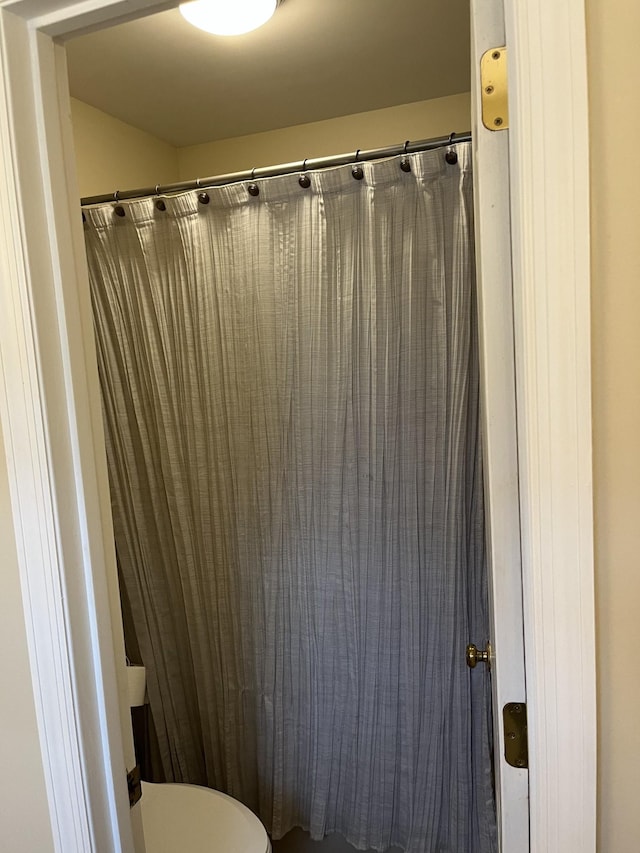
[179,0,282,37]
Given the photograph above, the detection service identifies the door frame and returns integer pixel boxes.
[0,1,596,851]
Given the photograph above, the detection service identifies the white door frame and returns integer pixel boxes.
[0,1,596,852]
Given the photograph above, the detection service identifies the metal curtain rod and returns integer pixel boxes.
[80,131,472,207]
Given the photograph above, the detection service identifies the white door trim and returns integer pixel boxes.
[0,1,596,851]
[504,3,596,850]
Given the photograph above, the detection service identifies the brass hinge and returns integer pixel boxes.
[127,765,142,808]
[481,47,509,131]
[503,703,528,768]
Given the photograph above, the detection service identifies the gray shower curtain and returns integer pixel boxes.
[84,142,496,853]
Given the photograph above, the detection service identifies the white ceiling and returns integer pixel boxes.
[65,0,470,149]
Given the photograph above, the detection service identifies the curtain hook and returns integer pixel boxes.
[154,185,167,212]
[299,158,311,188]
[112,189,126,217]
[248,167,260,197]
[445,131,458,165]
[352,149,364,180]
[401,139,412,173]
[196,178,211,205]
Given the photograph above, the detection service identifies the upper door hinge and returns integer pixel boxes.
[481,47,509,131]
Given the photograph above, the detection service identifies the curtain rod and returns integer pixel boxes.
[80,131,472,207]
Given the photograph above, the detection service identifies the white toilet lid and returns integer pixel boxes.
[141,782,271,853]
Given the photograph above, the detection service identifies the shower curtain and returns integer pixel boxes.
[84,142,496,853]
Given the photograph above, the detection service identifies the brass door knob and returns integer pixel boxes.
[466,642,491,669]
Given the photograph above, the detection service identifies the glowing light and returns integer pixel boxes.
[180,0,278,36]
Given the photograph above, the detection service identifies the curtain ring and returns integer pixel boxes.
[154,185,167,211]
[401,139,412,173]
[196,178,212,205]
[113,189,125,217]
[445,131,458,165]
[299,158,311,188]
[352,149,364,180]
[248,167,260,197]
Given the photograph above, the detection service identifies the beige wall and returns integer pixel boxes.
[0,422,55,852]
[177,94,471,180]
[71,94,470,197]
[70,98,179,198]
[587,2,640,851]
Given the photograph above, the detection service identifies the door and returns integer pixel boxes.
[471,1,529,850]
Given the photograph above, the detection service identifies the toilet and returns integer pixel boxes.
[126,666,270,852]
[140,781,271,853]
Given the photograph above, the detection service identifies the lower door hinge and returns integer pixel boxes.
[481,46,509,131]
[503,702,528,768]
[127,765,142,808]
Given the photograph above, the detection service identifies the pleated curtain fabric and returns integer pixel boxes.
[84,143,497,853]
